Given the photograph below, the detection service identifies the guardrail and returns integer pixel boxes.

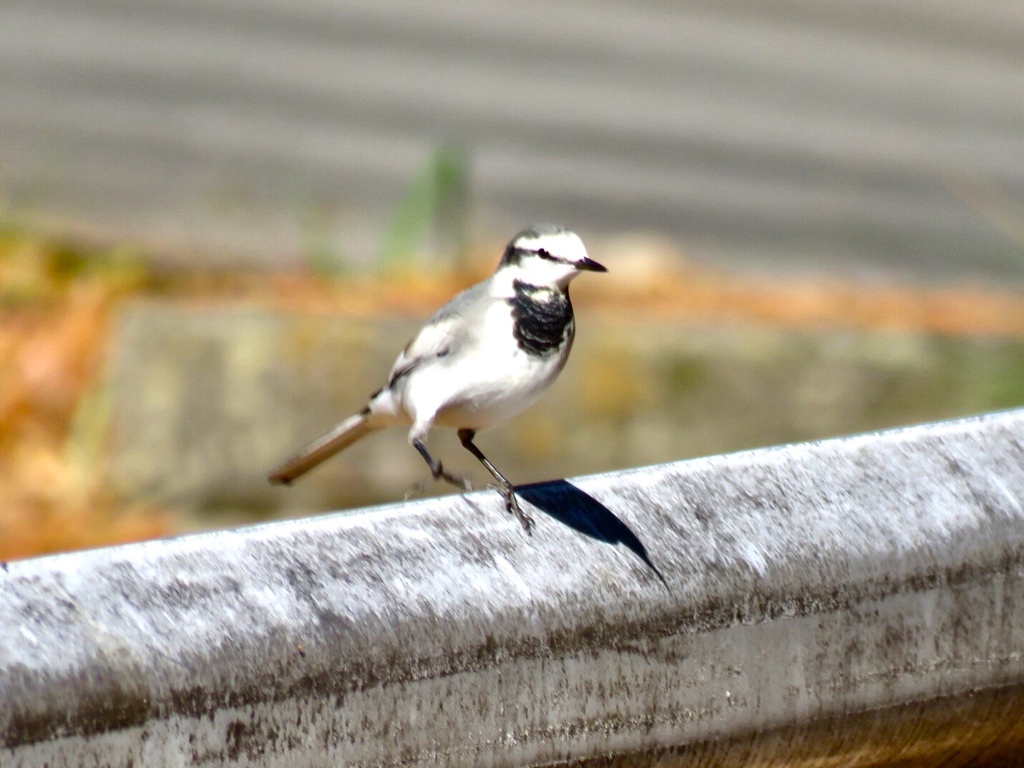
[4,409,1024,766]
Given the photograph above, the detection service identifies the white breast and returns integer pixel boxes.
[403,300,570,430]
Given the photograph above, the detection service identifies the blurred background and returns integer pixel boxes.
[1,0,1023,560]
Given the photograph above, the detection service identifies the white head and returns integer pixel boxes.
[496,224,607,289]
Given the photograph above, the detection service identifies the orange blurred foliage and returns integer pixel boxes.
[0,237,170,561]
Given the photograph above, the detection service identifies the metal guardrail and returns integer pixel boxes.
[3,409,1024,766]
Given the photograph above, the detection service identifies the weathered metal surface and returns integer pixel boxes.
[3,410,1024,766]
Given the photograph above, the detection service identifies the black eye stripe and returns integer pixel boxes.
[530,247,559,261]
[501,243,570,267]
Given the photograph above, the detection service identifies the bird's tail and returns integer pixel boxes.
[268,411,380,485]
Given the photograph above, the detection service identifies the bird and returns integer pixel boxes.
[267,224,607,533]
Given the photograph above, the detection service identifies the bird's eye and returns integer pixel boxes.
[536,248,555,260]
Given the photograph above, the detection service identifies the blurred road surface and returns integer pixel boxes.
[1,0,1023,280]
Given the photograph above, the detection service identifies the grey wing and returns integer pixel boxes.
[385,281,489,388]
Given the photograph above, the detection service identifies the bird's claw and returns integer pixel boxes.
[437,465,474,492]
[411,467,532,534]
[499,485,534,535]
[407,462,473,499]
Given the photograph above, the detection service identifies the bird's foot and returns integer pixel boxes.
[436,463,474,492]
[405,462,474,499]
[492,483,533,535]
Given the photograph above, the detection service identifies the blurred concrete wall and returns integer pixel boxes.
[106,302,1024,519]
[2,0,1023,280]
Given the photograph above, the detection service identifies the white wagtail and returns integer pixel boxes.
[268,224,607,532]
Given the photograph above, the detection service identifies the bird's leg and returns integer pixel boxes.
[409,439,473,497]
[458,429,533,534]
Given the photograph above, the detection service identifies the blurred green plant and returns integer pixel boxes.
[380,144,470,268]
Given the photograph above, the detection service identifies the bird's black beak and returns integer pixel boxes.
[577,257,608,273]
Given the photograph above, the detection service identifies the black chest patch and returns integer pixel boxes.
[508,280,574,357]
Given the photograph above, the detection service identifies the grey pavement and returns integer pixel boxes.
[1,0,1023,280]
